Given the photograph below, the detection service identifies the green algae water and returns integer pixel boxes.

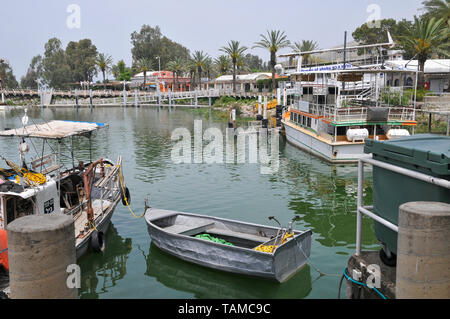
[0,106,377,299]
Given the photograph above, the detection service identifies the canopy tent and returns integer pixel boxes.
[0,120,106,140]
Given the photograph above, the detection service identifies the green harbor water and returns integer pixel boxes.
[0,106,378,299]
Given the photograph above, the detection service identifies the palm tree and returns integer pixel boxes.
[191,51,209,89]
[136,58,153,89]
[220,40,248,93]
[167,57,185,91]
[214,55,231,75]
[400,16,446,88]
[96,53,113,89]
[253,30,291,91]
[422,0,450,28]
[291,40,319,66]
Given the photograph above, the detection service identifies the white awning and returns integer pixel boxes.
[0,120,107,139]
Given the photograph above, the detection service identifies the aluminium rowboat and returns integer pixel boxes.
[145,208,312,283]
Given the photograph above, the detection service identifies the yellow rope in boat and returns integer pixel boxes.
[118,164,144,219]
[88,220,98,231]
[254,232,294,253]
[3,158,46,186]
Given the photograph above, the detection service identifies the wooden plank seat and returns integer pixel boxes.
[164,221,215,236]
[206,227,269,243]
[31,154,60,175]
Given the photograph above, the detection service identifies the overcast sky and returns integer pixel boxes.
[2,0,425,80]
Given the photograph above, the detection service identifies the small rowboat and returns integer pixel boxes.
[145,208,312,283]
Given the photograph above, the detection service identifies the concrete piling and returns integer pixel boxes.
[7,214,77,299]
[396,202,450,299]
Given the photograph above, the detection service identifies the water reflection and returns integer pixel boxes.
[280,142,376,248]
[141,243,312,299]
[78,224,132,299]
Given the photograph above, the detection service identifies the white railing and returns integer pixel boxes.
[356,157,450,256]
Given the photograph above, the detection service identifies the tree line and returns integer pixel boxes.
[1,0,448,91]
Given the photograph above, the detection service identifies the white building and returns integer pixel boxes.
[214,73,272,92]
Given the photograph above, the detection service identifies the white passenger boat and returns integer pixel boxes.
[278,33,419,163]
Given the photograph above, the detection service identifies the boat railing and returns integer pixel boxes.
[320,106,416,123]
[356,156,450,256]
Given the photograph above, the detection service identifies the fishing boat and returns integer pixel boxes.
[145,208,312,283]
[0,118,130,266]
[278,32,419,163]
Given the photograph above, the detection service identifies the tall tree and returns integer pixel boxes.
[167,57,185,91]
[96,53,113,89]
[214,55,231,75]
[20,55,43,88]
[136,58,153,88]
[399,16,446,88]
[422,0,450,28]
[253,30,290,90]
[291,40,319,65]
[66,39,98,83]
[191,51,209,89]
[41,38,71,89]
[0,59,19,89]
[220,40,248,93]
[130,25,190,71]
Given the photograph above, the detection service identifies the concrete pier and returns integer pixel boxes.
[396,202,450,299]
[7,214,77,299]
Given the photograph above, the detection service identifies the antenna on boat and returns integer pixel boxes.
[268,216,282,229]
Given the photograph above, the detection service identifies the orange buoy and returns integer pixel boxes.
[0,229,8,271]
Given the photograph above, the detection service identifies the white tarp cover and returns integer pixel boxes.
[0,120,106,139]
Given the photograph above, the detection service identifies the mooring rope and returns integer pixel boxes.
[118,164,145,218]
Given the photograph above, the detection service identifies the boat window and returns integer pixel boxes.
[307,118,312,127]
[5,196,34,226]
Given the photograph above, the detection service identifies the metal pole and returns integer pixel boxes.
[356,159,364,256]
[89,89,93,109]
[343,31,347,91]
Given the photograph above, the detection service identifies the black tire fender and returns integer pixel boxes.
[91,230,106,253]
[121,186,130,206]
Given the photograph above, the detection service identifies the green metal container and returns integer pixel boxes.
[364,134,450,255]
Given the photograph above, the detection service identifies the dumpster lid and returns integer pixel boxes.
[364,134,450,175]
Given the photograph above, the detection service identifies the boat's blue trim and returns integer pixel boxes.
[62,120,106,127]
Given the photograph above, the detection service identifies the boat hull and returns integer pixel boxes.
[283,121,366,164]
[145,209,312,283]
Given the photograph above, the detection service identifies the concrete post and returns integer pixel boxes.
[7,214,77,299]
[396,202,450,299]
[258,96,262,116]
[277,88,281,106]
[1,92,4,103]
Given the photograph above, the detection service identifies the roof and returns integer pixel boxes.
[215,73,272,82]
[0,120,107,139]
[385,59,450,74]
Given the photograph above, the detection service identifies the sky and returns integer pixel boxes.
[2,0,425,81]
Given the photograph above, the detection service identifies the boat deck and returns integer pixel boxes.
[74,199,111,240]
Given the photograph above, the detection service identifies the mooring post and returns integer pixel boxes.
[446,115,449,136]
[209,97,212,107]
[396,202,450,299]
[75,89,79,109]
[134,89,138,108]
[40,88,44,109]
[123,86,127,107]
[195,89,198,108]
[1,92,5,104]
[428,113,432,133]
[89,89,93,109]
[262,96,268,128]
[7,214,77,299]
[168,89,172,110]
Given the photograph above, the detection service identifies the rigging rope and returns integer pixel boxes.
[118,164,144,218]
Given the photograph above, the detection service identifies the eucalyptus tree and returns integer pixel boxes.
[96,53,113,89]
[220,40,248,93]
[399,16,446,88]
[253,30,291,90]
[136,58,154,88]
[291,40,319,66]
